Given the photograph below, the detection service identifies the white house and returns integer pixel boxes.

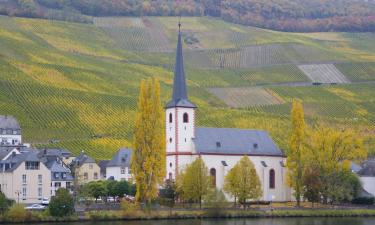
[165,24,292,202]
[0,115,22,146]
[105,148,132,181]
[357,159,375,197]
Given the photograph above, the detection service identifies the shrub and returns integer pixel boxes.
[6,204,29,222]
[48,188,74,217]
[352,197,375,205]
[0,192,13,214]
[120,200,138,216]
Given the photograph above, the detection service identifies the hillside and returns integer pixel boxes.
[0,16,374,159]
[0,0,374,32]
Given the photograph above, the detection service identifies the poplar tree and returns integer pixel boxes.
[132,78,166,204]
[286,99,306,207]
[176,157,210,209]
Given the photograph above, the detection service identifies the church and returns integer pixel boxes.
[165,24,292,202]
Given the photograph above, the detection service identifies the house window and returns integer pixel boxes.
[169,138,172,143]
[210,168,216,187]
[128,168,132,174]
[22,174,26,184]
[94,172,98,179]
[168,172,173,181]
[25,161,39,170]
[183,113,189,123]
[216,142,221,148]
[121,167,125,174]
[38,187,42,199]
[169,163,172,168]
[89,164,93,169]
[169,113,173,123]
[62,173,66,179]
[54,173,59,179]
[55,182,61,188]
[22,187,26,200]
[66,182,71,189]
[38,175,42,184]
[269,169,275,189]
[84,172,88,180]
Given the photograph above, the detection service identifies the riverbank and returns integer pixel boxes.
[2,208,375,223]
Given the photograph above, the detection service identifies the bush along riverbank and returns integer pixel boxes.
[3,208,375,223]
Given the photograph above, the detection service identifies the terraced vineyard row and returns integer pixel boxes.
[298,64,350,84]
[208,87,284,108]
[335,62,375,82]
[94,17,171,52]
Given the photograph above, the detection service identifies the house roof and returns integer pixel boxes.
[1,150,41,172]
[358,159,375,176]
[194,127,284,156]
[71,152,96,166]
[39,148,72,158]
[0,115,20,130]
[165,24,196,109]
[106,148,132,167]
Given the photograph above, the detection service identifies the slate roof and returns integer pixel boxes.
[39,148,72,158]
[106,148,132,167]
[0,150,41,172]
[71,152,96,166]
[194,127,284,156]
[165,24,196,109]
[0,115,20,130]
[357,159,375,176]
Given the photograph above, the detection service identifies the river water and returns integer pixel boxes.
[25,218,375,225]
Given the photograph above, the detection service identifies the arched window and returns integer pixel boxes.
[183,113,189,123]
[210,168,216,187]
[269,169,275,189]
[169,113,173,123]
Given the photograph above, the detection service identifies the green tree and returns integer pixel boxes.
[286,99,306,207]
[228,156,262,208]
[132,78,165,204]
[48,188,74,217]
[176,157,210,209]
[87,181,107,202]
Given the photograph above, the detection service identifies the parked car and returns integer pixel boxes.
[25,204,46,210]
[41,198,49,205]
[124,194,135,202]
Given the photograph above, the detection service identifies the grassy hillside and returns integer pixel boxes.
[0,16,374,159]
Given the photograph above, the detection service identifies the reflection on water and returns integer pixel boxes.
[40,217,375,225]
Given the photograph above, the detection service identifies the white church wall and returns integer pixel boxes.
[176,108,195,153]
[166,154,291,202]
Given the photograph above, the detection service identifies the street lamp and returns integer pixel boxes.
[15,190,21,203]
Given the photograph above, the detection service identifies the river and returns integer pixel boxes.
[19,218,375,225]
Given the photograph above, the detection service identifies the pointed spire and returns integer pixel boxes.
[166,22,196,109]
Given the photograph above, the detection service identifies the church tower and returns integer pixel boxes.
[165,23,197,179]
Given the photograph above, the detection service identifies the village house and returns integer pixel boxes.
[357,159,375,197]
[38,149,74,196]
[0,148,51,204]
[102,148,132,181]
[165,25,292,202]
[0,116,75,203]
[70,152,100,184]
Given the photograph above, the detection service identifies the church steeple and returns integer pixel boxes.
[165,22,196,109]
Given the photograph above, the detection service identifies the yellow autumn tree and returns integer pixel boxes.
[224,155,262,208]
[286,99,306,207]
[305,124,367,203]
[132,78,166,204]
[176,157,210,209]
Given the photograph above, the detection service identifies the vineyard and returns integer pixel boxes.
[298,64,350,84]
[0,16,374,159]
[208,87,284,108]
